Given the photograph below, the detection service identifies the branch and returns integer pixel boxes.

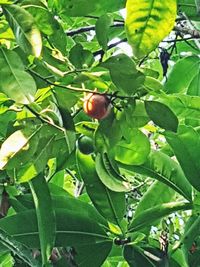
[93,38,127,56]
[66,22,124,36]
[174,25,200,38]
[162,37,199,43]
[84,15,124,23]
[28,69,137,100]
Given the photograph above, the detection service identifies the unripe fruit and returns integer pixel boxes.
[77,135,94,154]
[83,93,111,120]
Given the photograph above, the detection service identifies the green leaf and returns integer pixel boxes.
[0,209,112,248]
[52,0,125,17]
[0,123,42,170]
[123,245,157,267]
[7,124,72,182]
[95,113,122,151]
[0,228,39,266]
[144,76,164,92]
[95,15,113,51]
[74,242,113,267]
[178,0,200,21]
[129,201,192,232]
[133,181,176,219]
[145,101,178,132]
[15,134,55,182]
[13,193,108,229]
[165,125,200,191]
[116,100,149,129]
[0,48,37,104]
[3,4,42,57]
[21,0,59,35]
[164,56,200,94]
[118,150,192,201]
[125,0,177,58]
[100,54,145,94]
[188,72,200,96]
[75,121,97,138]
[69,43,94,69]
[76,149,125,225]
[29,175,56,266]
[95,153,132,192]
[113,128,150,166]
[0,252,14,267]
[181,215,200,250]
[52,195,108,228]
[170,248,189,267]
[162,94,200,121]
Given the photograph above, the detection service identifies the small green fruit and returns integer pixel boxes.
[78,135,94,154]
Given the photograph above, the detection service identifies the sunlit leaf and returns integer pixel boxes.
[113,129,150,165]
[3,4,42,57]
[129,201,192,232]
[0,48,37,104]
[118,150,192,201]
[29,175,56,265]
[164,56,200,94]
[165,125,200,191]
[125,0,177,58]
[76,149,125,225]
[145,101,178,132]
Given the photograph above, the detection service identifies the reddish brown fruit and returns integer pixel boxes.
[83,93,111,120]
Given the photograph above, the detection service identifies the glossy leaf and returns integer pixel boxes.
[0,252,14,267]
[165,125,200,191]
[0,124,42,170]
[129,201,192,232]
[124,245,157,267]
[116,100,149,129]
[164,56,200,94]
[76,149,125,225]
[52,0,125,16]
[3,5,42,57]
[118,151,192,201]
[133,181,176,218]
[100,54,145,94]
[0,48,37,104]
[21,0,59,35]
[95,153,131,192]
[162,94,200,121]
[14,193,108,229]
[29,175,56,266]
[95,15,113,51]
[0,209,112,248]
[178,0,200,21]
[113,128,150,166]
[69,43,94,69]
[123,101,149,128]
[145,101,178,132]
[125,0,177,58]
[170,248,189,267]
[15,134,55,182]
[74,242,113,267]
[0,229,39,267]
[8,125,72,182]
[181,215,200,250]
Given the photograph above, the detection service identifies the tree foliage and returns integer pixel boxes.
[0,0,199,266]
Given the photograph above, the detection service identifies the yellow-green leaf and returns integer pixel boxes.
[3,4,42,57]
[125,0,177,58]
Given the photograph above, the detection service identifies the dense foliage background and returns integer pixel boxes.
[0,0,199,266]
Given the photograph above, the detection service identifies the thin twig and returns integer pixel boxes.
[174,25,200,38]
[66,22,124,36]
[93,38,127,56]
[25,105,66,132]
[28,69,137,100]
